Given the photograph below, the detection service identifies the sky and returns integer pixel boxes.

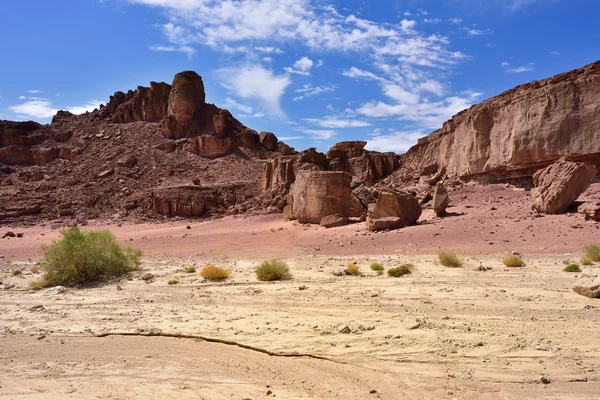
[0,0,599,153]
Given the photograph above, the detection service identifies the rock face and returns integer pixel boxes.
[152,187,206,217]
[107,82,171,123]
[320,214,349,228]
[432,183,450,216]
[367,190,422,231]
[578,202,600,221]
[327,141,398,186]
[288,171,352,224]
[399,60,600,181]
[531,158,599,214]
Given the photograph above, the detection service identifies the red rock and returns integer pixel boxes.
[433,183,450,217]
[320,214,349,228]
[578,202,600,221]
[259,131,278,151]
[531,158,598,214]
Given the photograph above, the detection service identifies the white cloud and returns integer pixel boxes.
[284,56,314,75]
[550,50,560,56]
[26,90,43,94]
[449,18,462,24]
[366,129,427,153]
[278,135,303,141]
[217,64,291,118]
[255,46,284,54]
[461,27,493,36]
[341,67,383,81]
[292,84,335,101]
[222,97,253,114]
[303,116,371,129]
[18,95,26,100]
[296,128,336,140]
[9,99,102,119]
[506,65,534,73]
[149,44,195,57]
[424,18,442,24]
[501,61,510,67]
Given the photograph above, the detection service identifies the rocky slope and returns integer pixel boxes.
[396,60,600,183]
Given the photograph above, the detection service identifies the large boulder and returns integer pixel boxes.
[259,131,278,151]
[531,158,599,214]
[186,135,236,159]
[573,276,600,298]
[432,183,450,217]
[367,190,422,231]
[288,171,352,224]
[578,202,600,221]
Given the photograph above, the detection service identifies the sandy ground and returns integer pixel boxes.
[1,183,600,399]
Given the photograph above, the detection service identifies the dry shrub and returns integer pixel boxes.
[200,265,231,281]
[255,260,291,281]
[346,263,361,276]
[438,251,462,268]
[580,257,593,266]
[563,263,581,273]
[585,244,600,262]
[503,255,525,268]
[185,266,196,273]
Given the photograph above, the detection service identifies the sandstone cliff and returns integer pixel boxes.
[399,60,600,182]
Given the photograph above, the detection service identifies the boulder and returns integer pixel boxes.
[578,202,600,221]
[320,214,349,228]
[531,158,599,214]
[116,155,138,168]
[367,190,422,231]
[288,171,352,224]
[186,135,235,159]
[573,276,600,298]
[277,142,296,155]
[432,183,450,216]
[259,131,278,151]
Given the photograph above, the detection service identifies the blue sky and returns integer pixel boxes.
[0,0,598,153]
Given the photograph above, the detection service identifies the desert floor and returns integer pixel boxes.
[1,183,600,399]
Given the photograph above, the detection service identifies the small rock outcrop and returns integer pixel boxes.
[432,183,450,216]
[573,269,600,298]
[259,131,278,151]
[327,141,397,186]
[366,190,422,231]
[287,171,352,224]
[152,187,206,217]
[531,158,599,214]
[320,214,349,228]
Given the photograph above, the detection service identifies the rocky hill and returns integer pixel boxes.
[1,61,599,226]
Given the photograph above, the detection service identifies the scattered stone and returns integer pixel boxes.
[141,273,154,281]
[29,305,44,311]
[441,315,449,320]
[2,231,16,238]
[405,320,420,330]
[298,285,308,291]
[37,335,46,340]
[367,190,422,232]
[98,169,114,178]
[332,270,344,277]
[44,286,66,296]
[320,214,349,228]
[116,285,122,291]
[338,324,352,334]
[3,283,15,290]
[540,375,550,384]
[369,389,377,394]
[578,202,600,221]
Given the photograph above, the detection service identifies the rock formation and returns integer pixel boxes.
[287,171,352,224]
[578,202,600,221]
[573,269,600,298]
[398,60,600,182]
[531,158,599,214]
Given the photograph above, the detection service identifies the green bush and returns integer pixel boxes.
[33,227,142,288]
[438,251,462,268]
[503,255,525,268]
[387,264,413,277]
[168,279,179,285]
[580,257,593,266]
[255,260,291,281]
[585,244,600,262]
[185,266,196,273]
[563,263,581,273]
[12,269,22,276]
[370,262,384,274]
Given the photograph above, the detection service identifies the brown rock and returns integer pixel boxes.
[371,190,422,223]
[277,142,296,155]
[320,214,349,228]
[117,155,138,168]
[578,202,600,221]
[432,183,450,217]
[98,169,114,178]
[192,135,236,159]
[164,71,206,139]
[259,131,278,151]
[366,217,403,231]
[531,158,599,214]
[288,171,352,224]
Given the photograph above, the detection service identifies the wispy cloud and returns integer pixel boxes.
[502,61,535,73]
[303,116,371,129]
[461,27,493,36]
[292,84,335,101]
[9,98,102,119]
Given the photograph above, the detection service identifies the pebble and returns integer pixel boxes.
[540,375,550,384]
